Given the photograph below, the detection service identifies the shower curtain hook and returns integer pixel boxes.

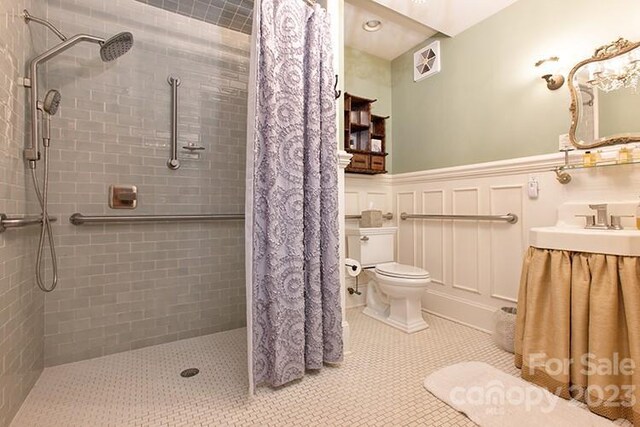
[334,74,341,100]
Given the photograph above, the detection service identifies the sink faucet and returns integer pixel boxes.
[576,204,632,230]
[588,204,609,229]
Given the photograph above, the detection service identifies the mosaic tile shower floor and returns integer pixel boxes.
[11,309,619,426]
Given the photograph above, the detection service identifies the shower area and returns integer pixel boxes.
[1,0,251,423]
[1,0,343,424]
[31,0,249,366]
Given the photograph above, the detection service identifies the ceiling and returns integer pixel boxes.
[345,0,519,60]
[134,0,253,34]
[133,0,518,59]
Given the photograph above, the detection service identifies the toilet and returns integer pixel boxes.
[346,227,430,333]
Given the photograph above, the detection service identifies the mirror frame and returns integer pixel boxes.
[568,38,640,149]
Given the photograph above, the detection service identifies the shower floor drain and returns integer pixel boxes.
[180,368,200,378]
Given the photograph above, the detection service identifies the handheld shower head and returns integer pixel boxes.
[23,11,134,162]
[100,32,134,62]
[43,90,61,116]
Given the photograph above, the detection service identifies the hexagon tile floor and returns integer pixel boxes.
[10,309,620,426]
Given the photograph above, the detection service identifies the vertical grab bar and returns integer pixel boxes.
[167,75,181,170]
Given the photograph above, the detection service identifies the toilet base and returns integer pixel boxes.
[362,306,429,334]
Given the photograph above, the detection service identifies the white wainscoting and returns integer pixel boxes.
[343,175,393,308]
[345,151,640,331]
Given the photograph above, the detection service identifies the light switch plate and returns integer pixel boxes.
[527,176,539,199]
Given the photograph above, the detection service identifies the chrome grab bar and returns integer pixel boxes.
[70,212,392,225]
[400,212,518,224]
[167,75,181,170]
[69,213,245,225]
[0,214,57,233]
[345,212,393,220]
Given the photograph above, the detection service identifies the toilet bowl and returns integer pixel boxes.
[363,262,430,333]
[346,227,431,333]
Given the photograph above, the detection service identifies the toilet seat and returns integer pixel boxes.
[375,262,430,280]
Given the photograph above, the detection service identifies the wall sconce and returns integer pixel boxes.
[535,56,565,90]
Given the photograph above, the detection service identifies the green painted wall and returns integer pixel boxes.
[345,46,393,172]
[390,0,640,173]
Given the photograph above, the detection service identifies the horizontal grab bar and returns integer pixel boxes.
[70,213,245,225]
[345,212,393,220]
[71,212,391,225]
[400,212,518,224]
[0,214,57,233]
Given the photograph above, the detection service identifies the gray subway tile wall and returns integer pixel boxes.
[133,0,254,35]
[0,0,47,425]
[41,0,250,366]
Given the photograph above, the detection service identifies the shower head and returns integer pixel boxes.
[100,32,134,62]
[43,90,61,116]
[23,10,134,162]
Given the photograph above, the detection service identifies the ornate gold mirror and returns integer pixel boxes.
[568,38,640,149]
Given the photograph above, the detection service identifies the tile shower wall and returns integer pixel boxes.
[133,0,254,35]
[42,0,249,366]
[0,0,46,424]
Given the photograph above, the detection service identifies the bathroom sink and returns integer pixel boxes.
[530,226,640,256]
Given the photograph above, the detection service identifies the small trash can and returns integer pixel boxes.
[492,307,517,353]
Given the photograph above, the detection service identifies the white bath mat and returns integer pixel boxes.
[424,362,613,427]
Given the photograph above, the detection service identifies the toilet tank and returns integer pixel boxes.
[346,227,397,268]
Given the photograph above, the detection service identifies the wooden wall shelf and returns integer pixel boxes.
[344,93,389,175]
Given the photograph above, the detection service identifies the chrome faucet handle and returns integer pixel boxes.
[588,204,609,227]
[609,215,633,230]
[575,214,596,228]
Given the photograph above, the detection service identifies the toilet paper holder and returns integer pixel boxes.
[345,258,363,296]
[345,262,359,272]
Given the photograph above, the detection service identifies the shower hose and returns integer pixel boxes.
[30,144,58,292]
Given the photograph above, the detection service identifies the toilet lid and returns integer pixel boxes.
[375,262,430,280]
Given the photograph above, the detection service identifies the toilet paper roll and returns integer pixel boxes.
[345,258,362,276]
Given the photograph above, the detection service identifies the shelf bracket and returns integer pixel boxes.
[554,149,573,184]
[554,166,572,184]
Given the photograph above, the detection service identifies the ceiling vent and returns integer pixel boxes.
[413,41,441,82]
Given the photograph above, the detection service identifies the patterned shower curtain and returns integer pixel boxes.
[245,0,343,390]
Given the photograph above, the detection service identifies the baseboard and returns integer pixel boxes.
[421,289,499,334]
[422,308,492,335]
[342,320,351,355]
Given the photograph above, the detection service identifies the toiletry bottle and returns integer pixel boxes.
[583,151,594,167]
[636,197,640,230]
[618,146,632,164]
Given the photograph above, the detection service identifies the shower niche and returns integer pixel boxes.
[344,92,389,174]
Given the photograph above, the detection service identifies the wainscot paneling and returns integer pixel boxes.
[346,151,640,331]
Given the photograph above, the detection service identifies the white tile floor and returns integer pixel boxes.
[10,309,616,426]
